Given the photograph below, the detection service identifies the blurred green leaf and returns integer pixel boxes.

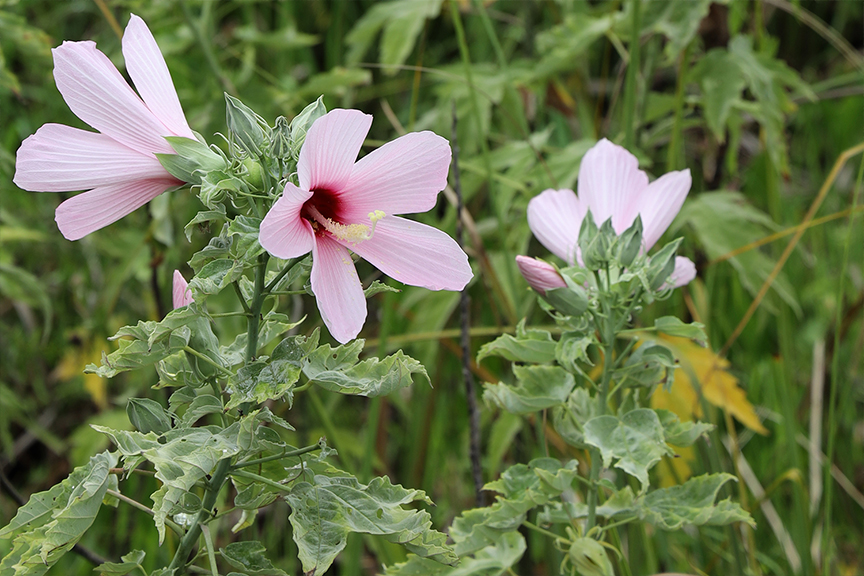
[483,365,574,414]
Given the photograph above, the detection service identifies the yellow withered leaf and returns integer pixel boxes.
[55,336,108,409]
[652,335,768,436]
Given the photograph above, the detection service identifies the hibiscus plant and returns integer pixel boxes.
[3,15,468,576]
[385,141,754,576]
[2,13,755,576]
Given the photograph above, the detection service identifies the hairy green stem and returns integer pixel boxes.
[200,525,219,576]
[106,489,183,537]
[183,347,234,378]
[522,520,570,544]
[264,258,297,293]
[586,292,618,532]
[244,254,270,365]
[232,443,322,470]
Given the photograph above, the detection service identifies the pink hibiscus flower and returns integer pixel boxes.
[173,270,194,309]
[14,14,194,240]
[259,109,472,343]
[525,139,696,288]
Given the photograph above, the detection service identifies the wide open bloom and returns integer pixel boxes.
[525,139,696,288]
[14,14,194,240]
[260,109,473,343]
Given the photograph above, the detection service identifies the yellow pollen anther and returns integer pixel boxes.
[306,206,386,245]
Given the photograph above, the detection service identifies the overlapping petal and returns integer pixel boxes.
[576,138,648,233]
[122,14,194,139]
[298,109,372,192]
[52,39,174,155]
[526,188,585,264]
[14,124,167,192]
[311,234,367,343]
[55,177,179,241]
[636,169,691,250]
[347,216,472,291]
[340,131,451,220]
[259,183,315,259]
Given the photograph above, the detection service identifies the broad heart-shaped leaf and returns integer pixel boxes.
[476,319,557,364]
[285,474,456,576]
[188,258,245,298]
[640,473,756,530]
[93,550,147,576]
[383,531,526,576]
[220,541,288,576]
[583,409,672,491]
[225,335,311,410]
[302,338,430,397]
[655,409,714,447]
[93,426,241,543]
[483,365,574,414]
[0,451,117,576]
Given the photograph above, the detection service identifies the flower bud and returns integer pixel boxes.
[568,537,614,576]
[289,96,327,157]
[579,211,613,270]
[173,270,194,309]
[515,255,566,295]
[225,93,267,156]
[127,398,172,435]
[616,215,643,267]
[646,238,682,290]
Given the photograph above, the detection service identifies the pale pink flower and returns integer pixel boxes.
[14,15,194,240]
[259,109,472,343]
[172,270,194,309]
[515,255,566,296]
[526,139,696,288]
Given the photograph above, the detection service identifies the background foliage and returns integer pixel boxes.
[1,0,862,574]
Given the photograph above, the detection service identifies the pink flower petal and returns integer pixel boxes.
[298,109,372,193]
[666,256,697,288]
[636,169,691,250]
[122,14,194,139]
[526,188,585,264]
[260,182,315,259]
[54,177,178,240]
[339,131,451,220]
[515,255,566,295]
[52,40,173,155]
[576,139,648,234]
[172,270,194,309]
[311,234,366,343]
[14,123,168,192]
[347,216,472,291]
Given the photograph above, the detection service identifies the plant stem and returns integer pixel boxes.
[183,347,234,378]
[167,459,232,573]
[230,469,291,493]
[106,489,184,537]
[244,254,270,365]
[200,525,219,576]
[264,258,297,293]
[232,443,322,470]
[522,520,570,544]
[586,294,618,532]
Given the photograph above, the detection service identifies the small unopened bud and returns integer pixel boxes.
[515,255,566,295]
[225,93,267,156]
[617,215,643,267]
[173,270,194,309]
